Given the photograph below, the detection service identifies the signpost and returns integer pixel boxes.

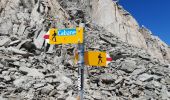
[77,23,85,100]
[75,51,112,67]
[43,23,112,100]
[77,43,84,100]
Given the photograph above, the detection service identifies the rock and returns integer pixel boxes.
[68,59,74,66]
[0,20,13,35]
[152,80,161,88]
[165,77,170,85]
[0,37,10,47]
[161,85,170,99]
[8,68,18,72]
[54,71,73,85]
[131,67,146,77]
[16,39,32,49]
[12,24,19,35]
[0,63,4,68]
[144,90,158,99]
[57,96,66,100]
[13,76,31,88]
[120,59,136,73]
[19,66,30,74]
[168,64,170,68]
[26,62,32,67]
[100,73,117,84]
[3,76,11,81]
[45,77,53,83]
[45,74,57,78]
[138,73,153,82]
[9,40,21,46]
[0,83,6,89]
[40,84,54,94]
[119,88,130,97]
[19,66,44,78]
[66,96,76,100]
[133,96,151,100]
[46,44,55,53]
[138,53,151,61]
[49,89,58,96]
[130,87,140,96]
[7,47,29,55]
[101,90,112,97]
[145,82,155,89]
[59,65,65,70]
[57,83,67,91]
[151,66,168,76]
[17,22,27,36]
[92,91,102,100]
[61,76,72,85]
[0,96,7,100]
[13,61,20,66]
[2,71,9,76]
[25,88,34,100]
[21,41,37,53]
[115,76,124,84]
[27,68,44,78]
[33,83,45,89]
[53,56,62,66]
[0,55,19,62]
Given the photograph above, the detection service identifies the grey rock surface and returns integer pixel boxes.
[138,73,153,82]
[0,37,11,47]
[120,59,136,73]
[90,0,170,63]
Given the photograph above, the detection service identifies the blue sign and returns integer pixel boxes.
[58,29,76,36]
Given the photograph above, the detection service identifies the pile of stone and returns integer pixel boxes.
[0,0,170,100]
[83,27,170,99]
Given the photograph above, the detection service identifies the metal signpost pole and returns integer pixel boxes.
[77,43,84,100]
[77,23,85,100]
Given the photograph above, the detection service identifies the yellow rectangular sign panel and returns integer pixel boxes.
[49,27,83,44]
[75,51,107,67]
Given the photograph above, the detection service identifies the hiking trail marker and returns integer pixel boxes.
[43,24,112,100]
[75,51,112,67]
[43,27,83,44]
[43,30,50,43]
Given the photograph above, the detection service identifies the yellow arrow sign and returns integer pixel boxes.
[75,51,112,67]
[49,27,83,44]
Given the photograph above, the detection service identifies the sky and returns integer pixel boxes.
[119,0,170,46]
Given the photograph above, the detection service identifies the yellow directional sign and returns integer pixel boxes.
[75,51,111,67]
[49,27,83,44]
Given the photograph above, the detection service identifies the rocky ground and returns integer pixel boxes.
[0,0,170,100]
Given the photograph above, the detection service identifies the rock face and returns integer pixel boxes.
[139,26,170,63]
[0,0,170,100]
[89,0,170,63]
[91,0,147,49]
[0,0,67,52]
